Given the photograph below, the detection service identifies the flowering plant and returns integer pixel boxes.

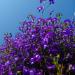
[0,0,75,75]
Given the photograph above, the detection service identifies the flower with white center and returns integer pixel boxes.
[44,44,47,49]
[15,57,18,61]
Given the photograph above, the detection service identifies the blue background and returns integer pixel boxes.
[0,0,75,44]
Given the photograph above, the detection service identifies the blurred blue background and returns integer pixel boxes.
[0,0,74,44]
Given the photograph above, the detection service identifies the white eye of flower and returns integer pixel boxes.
[32,35,35,38]
[72,66,75,70]
[35,55,39,58]
[43,38,48,42]
[31,62,34,64]
[44,44,47,49]
[5,61,10,65]
[15,57,18,61]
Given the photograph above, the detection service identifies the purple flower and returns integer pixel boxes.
[29,69,35,75]
[23,66,29,75]
[34,54,41,62]
[49,0,55,4]
[37,6,44,12]
[39,0,46,3]
[64,19,71,24]
[47,64,55,70]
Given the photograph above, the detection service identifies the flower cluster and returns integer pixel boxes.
[0,0,75,75]
[0,15,75,75]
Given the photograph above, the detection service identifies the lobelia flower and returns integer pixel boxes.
[23,66,30,75]
[29,69,36,75]
[39,0,46,3]
[34,54,41,62]
[37,6,44,12]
